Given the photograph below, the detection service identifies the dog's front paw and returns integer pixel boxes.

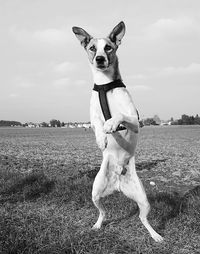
[103,115,123,133]
[96,133,107,151]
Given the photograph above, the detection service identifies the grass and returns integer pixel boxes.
[0,126,200,253]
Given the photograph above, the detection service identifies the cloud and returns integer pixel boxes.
[128,74,147,80]
[75,79,87,86]
[153,63,200,77]
[14,77,36,88]
[9,93,19,98]
[129,63,200,81]
[10,25,71,47]
[53,77,70,88]
[33,28,70,46]
[144,17,200,42]
[132,85,151,91]
[53,61,76,74]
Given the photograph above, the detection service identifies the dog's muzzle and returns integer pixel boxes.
[95,56,108,69]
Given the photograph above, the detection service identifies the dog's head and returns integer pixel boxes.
[72,22,125,71]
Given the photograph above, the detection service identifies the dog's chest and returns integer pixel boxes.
[106,90,121,117]
[90,89,124,122]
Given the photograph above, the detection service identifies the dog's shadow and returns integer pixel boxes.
[148,191,181,230]
[102,191,180,230]
[102,186,200,231]
[136,159,167,171]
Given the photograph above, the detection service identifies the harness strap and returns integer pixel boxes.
[93,79,126,131]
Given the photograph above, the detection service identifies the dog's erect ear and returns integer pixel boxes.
[108,21,126,46]
[72,26,92,48]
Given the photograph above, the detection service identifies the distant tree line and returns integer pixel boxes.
[1,114,200,127]
[143,118,158,126]
[0,120,22,127]
[142,115,161,126]
[141,114,200,126]
[49,119,64,127]
[172,114,200,125]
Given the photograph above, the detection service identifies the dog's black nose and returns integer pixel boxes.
[96,56,105,64]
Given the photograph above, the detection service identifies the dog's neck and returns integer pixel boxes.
[90,57,122,85]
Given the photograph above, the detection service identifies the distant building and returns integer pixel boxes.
[65,122,91,128]
[68,124,76,128]
[77,123,83,128]
[82,123,91,128]
[27,122,36,128]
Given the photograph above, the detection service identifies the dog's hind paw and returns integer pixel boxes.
[92,223,101,230]
[152,233,164,243]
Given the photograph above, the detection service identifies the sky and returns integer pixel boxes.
[0,0,200,123]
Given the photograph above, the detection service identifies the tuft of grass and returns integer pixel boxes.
[62,229,137,254]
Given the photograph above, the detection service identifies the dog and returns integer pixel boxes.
[72,21,163,242]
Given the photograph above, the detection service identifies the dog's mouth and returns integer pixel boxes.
[96,64,106,70]
[96,63,110,71]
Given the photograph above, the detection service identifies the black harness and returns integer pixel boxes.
[93,79,139,131]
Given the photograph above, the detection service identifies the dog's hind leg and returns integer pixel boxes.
[120,157,164,242]
[92,153,110,229]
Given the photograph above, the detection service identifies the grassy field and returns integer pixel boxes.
[0,126,200,254]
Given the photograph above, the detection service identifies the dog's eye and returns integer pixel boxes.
[105,45,113,52]
[89,45,96,52]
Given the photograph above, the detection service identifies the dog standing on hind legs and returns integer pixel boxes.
[72,21,163,242]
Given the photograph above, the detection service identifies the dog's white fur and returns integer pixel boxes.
[72,22,163,242]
